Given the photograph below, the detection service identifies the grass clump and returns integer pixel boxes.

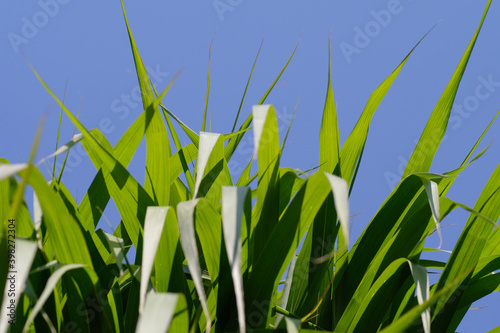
[1,1,500,332]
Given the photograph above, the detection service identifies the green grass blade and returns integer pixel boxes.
[160,105,200,148]
[325,173,350,250]
[0,164,27,182]
[23,264,85,332]
[340,29,431,190]
[194,132,222,198]
[24,167,93,265]
[139,207,169,314]
[251,105,281,260]
[224,39,300,162]
[407,260,430,333]
[275,254,298,327]
[403,0,492,177]
[38,133,83,167]
[136,292,183,333]
[335,258,410,332]
[177,199,211,333]
[153,206,190,299]
[379,270,473,333]
[52,79,68,179]
[319,34,340,175]
[28,59,157,252]
[202,38,213,132]
[222,186,251,333]
[431,161,500,332]
[422,179,442,248]
[245,171,347,328]
[121,0,172,206]
[232,39,264,132]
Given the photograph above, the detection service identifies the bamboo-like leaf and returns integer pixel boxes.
[324,173,349,249]
[100,230,126,269]
[340,29,431,190]
[194,132,230,205]
[136,292,184,333]
[285,317,301,333]
[160,105,200,148]
[202,38,213,132]
[319,34,340,175]
[0,164,27,181]
[224,39,300,162]
[407,260,430,333]
[23,264,85,332]
[177,199,211,333]
[23,167,93,266]
[139,207,169,313]
[252,105,280,261]
[121,0,171,206]
[275,254,298,327]
[403,0,492,177]
[379,270,473,333]
[222,186,250,333]
[245,171,349,328]
[232,39,264,132]
[422,179,442,248]
[37,133,83,166]
[431,161,500,332]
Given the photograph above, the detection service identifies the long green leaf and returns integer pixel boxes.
[340,29,430,189]
[139,207,169,313]
[23,264,85,332]
[403,0,492,177]
[319,34,340,175]
[222,186,251,333]
[177,199,211,333]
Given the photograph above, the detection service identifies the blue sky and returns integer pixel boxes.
[2,0,500,331]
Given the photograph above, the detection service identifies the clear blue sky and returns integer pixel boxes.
[2,1,500,331]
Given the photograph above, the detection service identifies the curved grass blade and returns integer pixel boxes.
[139,207,169,313]
[403,0,492,177]
[177,199,211,333]
[379,269,473,333]
[194,132,223,199]
[121,0,172,206]
[160,105,200,147]
[232,38,265,132]
[22,264,85,332]
[252,105,281,261]
[222,186,251,333]
[275,254,298,327]
[0,164,27,182]
[340,27,433,190]
[37,133,83,166]
[431,160,500,332]
[136,292,187,333]
[319,34,340,175]
[407,260,430,333]
[224,37,301,162]
[202,38,214,132]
